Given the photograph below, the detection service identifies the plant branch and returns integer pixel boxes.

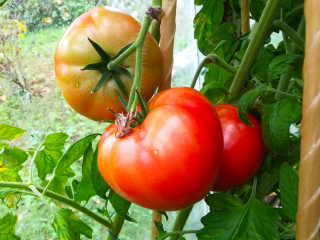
[274,20,305,52]
[107,202,131,240]
[149,0,162,43]
[190,54,237,89]
[0,181,115,231]
[168,205,194,240]
[28,143,43,184]
[229,0,283,97]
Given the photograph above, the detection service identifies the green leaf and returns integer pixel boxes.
[229,0,241,14]
[235,185,252,196]
[112,42,134,60]
[43,167,75,196]
[238,89,265,126]
[109,190,136,223]
[54,134,98,176]
[0,189,36,197]
[0,0,9,7]
[280,162,299,221]
[283,0,293,10]
[91,145,109,200]
[262,98,302,155]
[0,124,26,141]
[1,147,28,167]
[197,193,280,240]
[194,0,204,5]
[252,47,270,82]
[0,189,35,209]
[154,221,173,240]
[267,54,302,81]
[35,132,68,180]
[65,179,79,199]
[200,82,231,105]
[91,71,112,95]
[112,72,129,98]
[156,211,169,221]
[249,0,266,22]
[194,0,224,54]
[0,213,20,240]
[52,208,93,240]
[74,144,96,203]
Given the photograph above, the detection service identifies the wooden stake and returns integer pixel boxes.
[296,1,320,239]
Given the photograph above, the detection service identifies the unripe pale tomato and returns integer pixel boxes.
[98,87,223,211]
[55,6,163,121]
[212,104,266,192]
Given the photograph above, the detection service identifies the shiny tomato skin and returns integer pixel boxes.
[212,104,266,192]
[98,87,223,211]
[55,6,163,121]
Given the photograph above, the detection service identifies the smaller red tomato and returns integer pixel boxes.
[212,104,266,192]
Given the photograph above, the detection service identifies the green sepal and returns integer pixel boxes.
[107,108,117,116]
[112,42,135,60]
[88,38,111,61]
[104,120,116,124]
[135,89,149,118]
[115,90,128,109]
[117,66,134,80]
[81,61,106,71]
[112,72,129,98]
[91,71,112,95]
[132,117,144,125]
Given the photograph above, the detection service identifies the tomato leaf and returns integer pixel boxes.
[154,221,173,240]
[252,47,270,82]
[156,211,169,221]
[200,81,231,105]
[197,193,280,240]
[262,98,302,155]
[42,167,75,196]
[0,213,20,240]
[111,72,129,98]
[0,123,26,141]
[194,0,204,6]
[235,185,252,196]
[35,132,68,180]
[0,0,8,7]
[91,71,112,95]
[279,162,299,221]
[65,179,79,199]
[238,89,265,126]
[52,208,93,240]
[54,134,98,176]
[74,143,96,203]
[267,54,302,81]
[229,0,241,15]
[0,189,36,197]
[249,0,266,22]
[91,144,110,200]
[108,190,137,223]
[194,0,224,54]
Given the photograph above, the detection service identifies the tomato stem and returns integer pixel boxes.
[167,205,194,240]
[0,181,115,231]
[229,0,283,97]
[106,202,131,240]
[190,54,237,89]
[149,0,163,43]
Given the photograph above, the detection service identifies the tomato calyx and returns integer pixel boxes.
[81,38,135,97]
[115,110,139,138]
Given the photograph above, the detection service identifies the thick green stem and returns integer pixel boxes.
[0,181,115,231]
[115,16,153,111]
[243,139,301,202]
[190,54,237,89]
[162,230,198,240]
[28,143,43,184]
[108,17,152,70]
[274,20,305,52]
[229,0,283,97]
[275,16,305,101]
[149,0,162,43]
[107,202,131,240]
[168,205,194,240]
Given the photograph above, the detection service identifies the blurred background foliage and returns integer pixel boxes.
[0,0,201,239]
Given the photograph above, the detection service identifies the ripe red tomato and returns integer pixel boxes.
[98,87,223,211]
[55,6,163,121]
[212,104,266,192]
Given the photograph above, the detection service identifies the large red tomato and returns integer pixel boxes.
[212,104,266,192]
[98,87,223,211]
[55,6,163,121]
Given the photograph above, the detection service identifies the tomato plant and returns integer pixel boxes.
[212,104,266,192]
[54,6,163,121]
[98,87,223,211]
